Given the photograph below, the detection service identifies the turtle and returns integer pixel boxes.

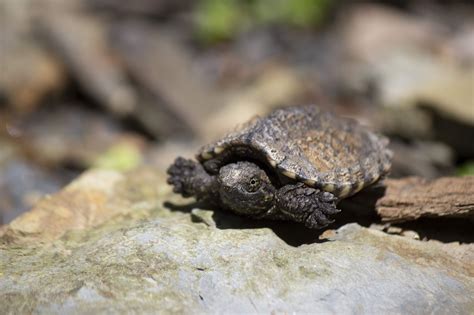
[167,105,392,229]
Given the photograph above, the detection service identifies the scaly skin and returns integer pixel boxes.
[274,183,339,229]
[167,157,219,201]
[167,157,340,229]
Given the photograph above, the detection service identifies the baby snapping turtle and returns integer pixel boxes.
[167,105,392,228]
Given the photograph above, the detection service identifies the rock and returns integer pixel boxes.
[347,48,473,121]
[111,22,224,139]
[0,0,66,113]
[203,65,309,140]
[0,168,166,244]
[389,140,454,179]
[448,21,474,64]
[86,0,189,17]
[38,11,137,116]
[370,223,421,241]
[190,208,217,228]
[0,41,65,113]
[338,4,474,158]
[403,63,474,126]
[340,4,446,64]
[1,168,473,313]
[145,140,201,173]
[401,230,421,240]
[0,138,69,224]
[14,104,145,168]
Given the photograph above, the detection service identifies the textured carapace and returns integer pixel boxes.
[197,105,392,198]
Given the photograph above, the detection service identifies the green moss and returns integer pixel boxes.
[254,0,332,27]
[195,0,247,43]
[457,161,474,176]
[93,142,142,172]
[194,0,333,44]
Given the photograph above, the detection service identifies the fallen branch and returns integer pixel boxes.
[343,176,474,223]
[376,176,474,222]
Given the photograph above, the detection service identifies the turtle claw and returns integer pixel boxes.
[167,157,200,197]
[304,200,339,229]
[167,157,216,200]
[304,212,334,229]
[275,183,340,229]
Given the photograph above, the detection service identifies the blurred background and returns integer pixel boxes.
[1,0,473,224]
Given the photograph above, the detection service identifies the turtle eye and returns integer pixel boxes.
[246,177,261,192]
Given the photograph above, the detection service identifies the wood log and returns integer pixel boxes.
[342,176,474,223]
[376,176,474,222]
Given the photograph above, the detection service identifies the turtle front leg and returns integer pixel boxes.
[167,157,218,201]
[274,183,340,229]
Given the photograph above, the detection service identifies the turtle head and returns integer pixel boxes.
[218,161,275,216]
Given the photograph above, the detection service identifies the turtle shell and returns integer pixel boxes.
[197,105,392,198]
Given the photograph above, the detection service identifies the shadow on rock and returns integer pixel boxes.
[164,181,473,246]
[212,210,330,247]
[164,200,207,213]
[339,184,386,219]
[164,200,345,247]
[395,218,474,244]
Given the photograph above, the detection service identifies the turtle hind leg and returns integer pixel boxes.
[275,183,340,229]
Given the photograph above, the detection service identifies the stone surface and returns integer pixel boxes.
[1,168,473,314]
[338,3,474,159]
[15,104,144,167]
[38,11,137,116]
[0,138,69,224]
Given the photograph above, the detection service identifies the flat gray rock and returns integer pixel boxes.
[0,169,473,314]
